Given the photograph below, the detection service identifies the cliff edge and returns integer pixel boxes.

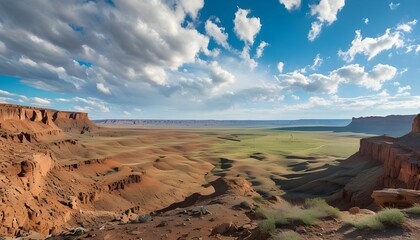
[0,104,97,141]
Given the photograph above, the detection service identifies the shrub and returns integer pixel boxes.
[375,208,406,226]
[304,198,340,218]
[347,208,406,230]
[258,218,276,235]
[253,195,265,203]
[239,201,251,209]
[405,203,420,215]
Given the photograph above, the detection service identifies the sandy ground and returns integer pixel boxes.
[2,122,420,239]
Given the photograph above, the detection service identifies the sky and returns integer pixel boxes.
[0,0,420,120]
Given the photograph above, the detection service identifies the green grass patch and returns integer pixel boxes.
[304,198,341,218]
[405,204,420,215]
[346,208,406,230]
[256,198,340,229]
[258,218,276,235]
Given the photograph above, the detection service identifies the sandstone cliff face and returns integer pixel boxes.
[412,114,420,133]
[358,115,420,190]
[0,104,97,140]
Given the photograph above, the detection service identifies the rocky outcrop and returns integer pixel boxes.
[359,135,420,190]
[372,188,420,207]
[106,174,143,192]
[412,114,420,133]
[0,104,97,139]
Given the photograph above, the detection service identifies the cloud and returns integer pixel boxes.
[331,64,397,91]
[31,97,51,106]
[279,0,301,11]
[277,62,284,73]
[397,85,411,94]
[73,105,92,112]
[0,89,15,96]
[291,94,300,100]
[277,64,397,94]
[308,0,345,41]
[363,18,369,24]
[396,19,417,33]
[0,40,6,53]
[233,8,262,45]
[178,0,204,19]
[96,83,111,95]
[338,29,404,62]
[208,61,235,86]
[308,21,323,41]
[310,54,323,70]
[417,45,420,53]
[255,41,268,59]
[205,19,230,49]
[0,0,244,111]
[240,45,258,70]
[389,2,400,10]
[57,97,110,112]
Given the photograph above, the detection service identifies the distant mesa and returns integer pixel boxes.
[277,114,417,136]
[0,103,97,142]
[345,115,416,136]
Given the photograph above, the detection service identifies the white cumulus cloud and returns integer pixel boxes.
[277,64,397,94]
[338,29,404,62]
[233,8,262,45]
[255,41,268,59]
[396,19,417,33]
[279,0,301,11]
[205,19,230,49]
[308,0,346,41]
[96,83,111,95]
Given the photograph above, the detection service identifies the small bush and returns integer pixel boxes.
[239,201,251,209]
[258,218,276,235]
[304,198,340,218]
[256,207,273,219]
[405,204,420,215]
[272,231,303,240]
[375,208,406,226]
[253,195,265,203]
[288,208,325,225]
[347,208,406,230]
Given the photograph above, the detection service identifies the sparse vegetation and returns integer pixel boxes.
[253,195,265,203]
[258,218,276,234]
[304,198,341,218]
[256,197,340,235]
[405,203,420,215]
[272,231,303,240]
[239,200,251,209]
[346,208,406,230]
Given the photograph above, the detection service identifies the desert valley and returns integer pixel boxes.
[0,103,419,240]
[1,0,420,239]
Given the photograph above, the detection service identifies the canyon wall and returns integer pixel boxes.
[358,114,420,190]
[0,104,97,139]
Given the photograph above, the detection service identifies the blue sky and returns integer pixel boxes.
[0,0,419,119]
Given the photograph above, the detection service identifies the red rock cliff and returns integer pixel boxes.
[358,115,420,190]
[0,104,97,140]
[412,114,420,133]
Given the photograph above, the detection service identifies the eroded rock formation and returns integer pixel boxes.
[0,104,96,139]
